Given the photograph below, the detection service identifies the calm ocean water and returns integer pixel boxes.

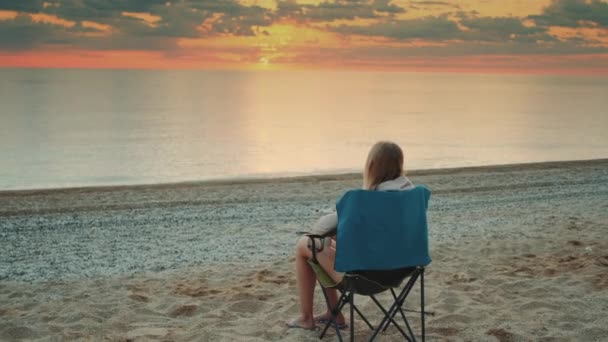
[1,68,607,190]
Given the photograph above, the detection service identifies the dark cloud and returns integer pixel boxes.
[0,0,275,50]
[332,14,557,44]
[0,0,168,19]
[202,3,272,35]
[332,16,461,40]
[277,0,405,22]
[46,0,273,36]
[0,0,606,59]
[0,14,178,51]
[0,0,46,13]
[372,0,407,14]
[326,0,607,45]
[460,16,550,42]
[530,0,608,27]
[0,14,72,49]
[409,1,460,10]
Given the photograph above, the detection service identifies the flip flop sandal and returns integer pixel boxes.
[286,318,318,331]
[315,318,348,330]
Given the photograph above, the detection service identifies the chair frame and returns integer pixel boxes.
[307,234,429,342]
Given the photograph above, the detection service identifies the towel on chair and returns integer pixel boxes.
[334,186,431,272]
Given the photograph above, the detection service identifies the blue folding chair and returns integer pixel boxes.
[306,186,432,341]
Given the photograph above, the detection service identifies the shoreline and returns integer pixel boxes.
[2,157,607,196]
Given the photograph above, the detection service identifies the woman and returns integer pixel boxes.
[287,141,414,330]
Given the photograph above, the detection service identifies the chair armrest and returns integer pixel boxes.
[296,232,332,262]
[296,231,335,238]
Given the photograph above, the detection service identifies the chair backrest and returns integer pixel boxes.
[334,186,431,273]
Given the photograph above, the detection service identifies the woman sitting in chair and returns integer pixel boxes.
[287,141,415,330]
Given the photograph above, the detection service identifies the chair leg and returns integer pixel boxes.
[319,283,347,341]
[390,288,416,341]
[382,272,419,332]
[382,268,427,342]
[338,289,374,331]
[421,269,425,342]
[349,292,354,342]
[368,295,412,342]
[352,303,374,330]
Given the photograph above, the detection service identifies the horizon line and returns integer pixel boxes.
[1,65,607,77]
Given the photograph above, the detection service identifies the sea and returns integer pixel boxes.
[1,68,607,191]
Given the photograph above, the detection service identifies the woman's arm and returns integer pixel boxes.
[310,212,338,236]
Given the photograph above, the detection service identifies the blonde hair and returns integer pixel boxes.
[363,141,404,190]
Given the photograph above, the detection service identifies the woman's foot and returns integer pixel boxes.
[286,317,316,330]
[314,312,346,326]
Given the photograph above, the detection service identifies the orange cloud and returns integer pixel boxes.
[549,26,608,46]
[81,21,113,34]
[122,12,162,27]
[0,10,18,20]
[30,13,76,27]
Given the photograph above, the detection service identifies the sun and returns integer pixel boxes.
[259,56,270,65]
[254,56,274,70]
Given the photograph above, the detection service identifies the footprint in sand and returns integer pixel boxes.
[446,272,477,285]
[255,269,273,279]
[427,327,460,338]
[228,289,272,302]
[173,284,221,297]
[125,327,169,340]
[486,328,516,342]
[0,324,38,340]
[591,273,608,290]
[254,269,289,285]
[543,268,558,276]
[430,314,472,326]
[169,304,198,317]
[559,255,577,263]
[228,300,264,313]
[519,300,560,311]
[595,255,608,267]
[128,293,149,302]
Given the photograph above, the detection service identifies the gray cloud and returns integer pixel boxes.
[0,0,275,50]
[277,0,405,22]
[51,0,273,36]
[0,0,168,18]
[372,0,407,14]
[331,12,554,43]
[0,0,46,13]
[0,14,73,50]
[529,0,608,27]
[328,1,608,46]
[0,0,606,59]
[332,16,461,40]
[460,16,551,42]
[409,1,460,10]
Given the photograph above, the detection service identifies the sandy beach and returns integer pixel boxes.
[1,159,607,341]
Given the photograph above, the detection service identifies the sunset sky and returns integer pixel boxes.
[0,0,607,73]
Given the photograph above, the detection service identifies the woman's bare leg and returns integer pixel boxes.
[293,236,316,328]
[288,237,344,328]
[313,239,345,324]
